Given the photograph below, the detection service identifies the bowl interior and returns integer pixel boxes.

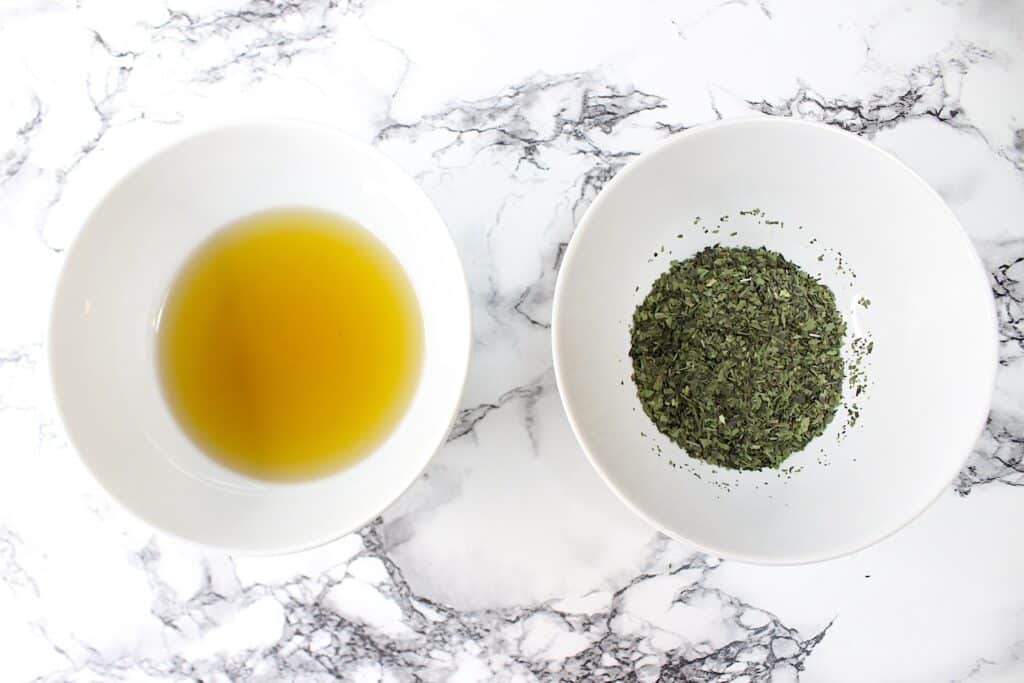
[554,118,996,563]
[49,121,470,553]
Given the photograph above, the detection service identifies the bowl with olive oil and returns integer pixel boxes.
[49,121,471,553]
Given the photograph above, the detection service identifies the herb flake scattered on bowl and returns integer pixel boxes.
[629,246,846,470]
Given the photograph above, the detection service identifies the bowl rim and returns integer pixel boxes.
[47,117,473,555]
[551,116,998,566]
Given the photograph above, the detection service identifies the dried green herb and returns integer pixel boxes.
[630,246,846,470]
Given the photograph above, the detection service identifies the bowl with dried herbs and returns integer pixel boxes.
[552,117,996,564]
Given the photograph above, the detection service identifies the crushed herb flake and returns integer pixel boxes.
[630,246,846,470]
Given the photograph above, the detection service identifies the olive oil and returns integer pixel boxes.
[157,208,423,482]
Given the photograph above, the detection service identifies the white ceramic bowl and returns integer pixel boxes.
[553,118,996,564]
[49,121,470,554]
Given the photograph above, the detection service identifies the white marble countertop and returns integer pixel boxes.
[2,1,1023,680]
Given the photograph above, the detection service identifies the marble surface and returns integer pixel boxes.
[1,0,1022,680]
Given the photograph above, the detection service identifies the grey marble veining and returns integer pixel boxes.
[2,0,1023,680]
[27,523,829,682]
